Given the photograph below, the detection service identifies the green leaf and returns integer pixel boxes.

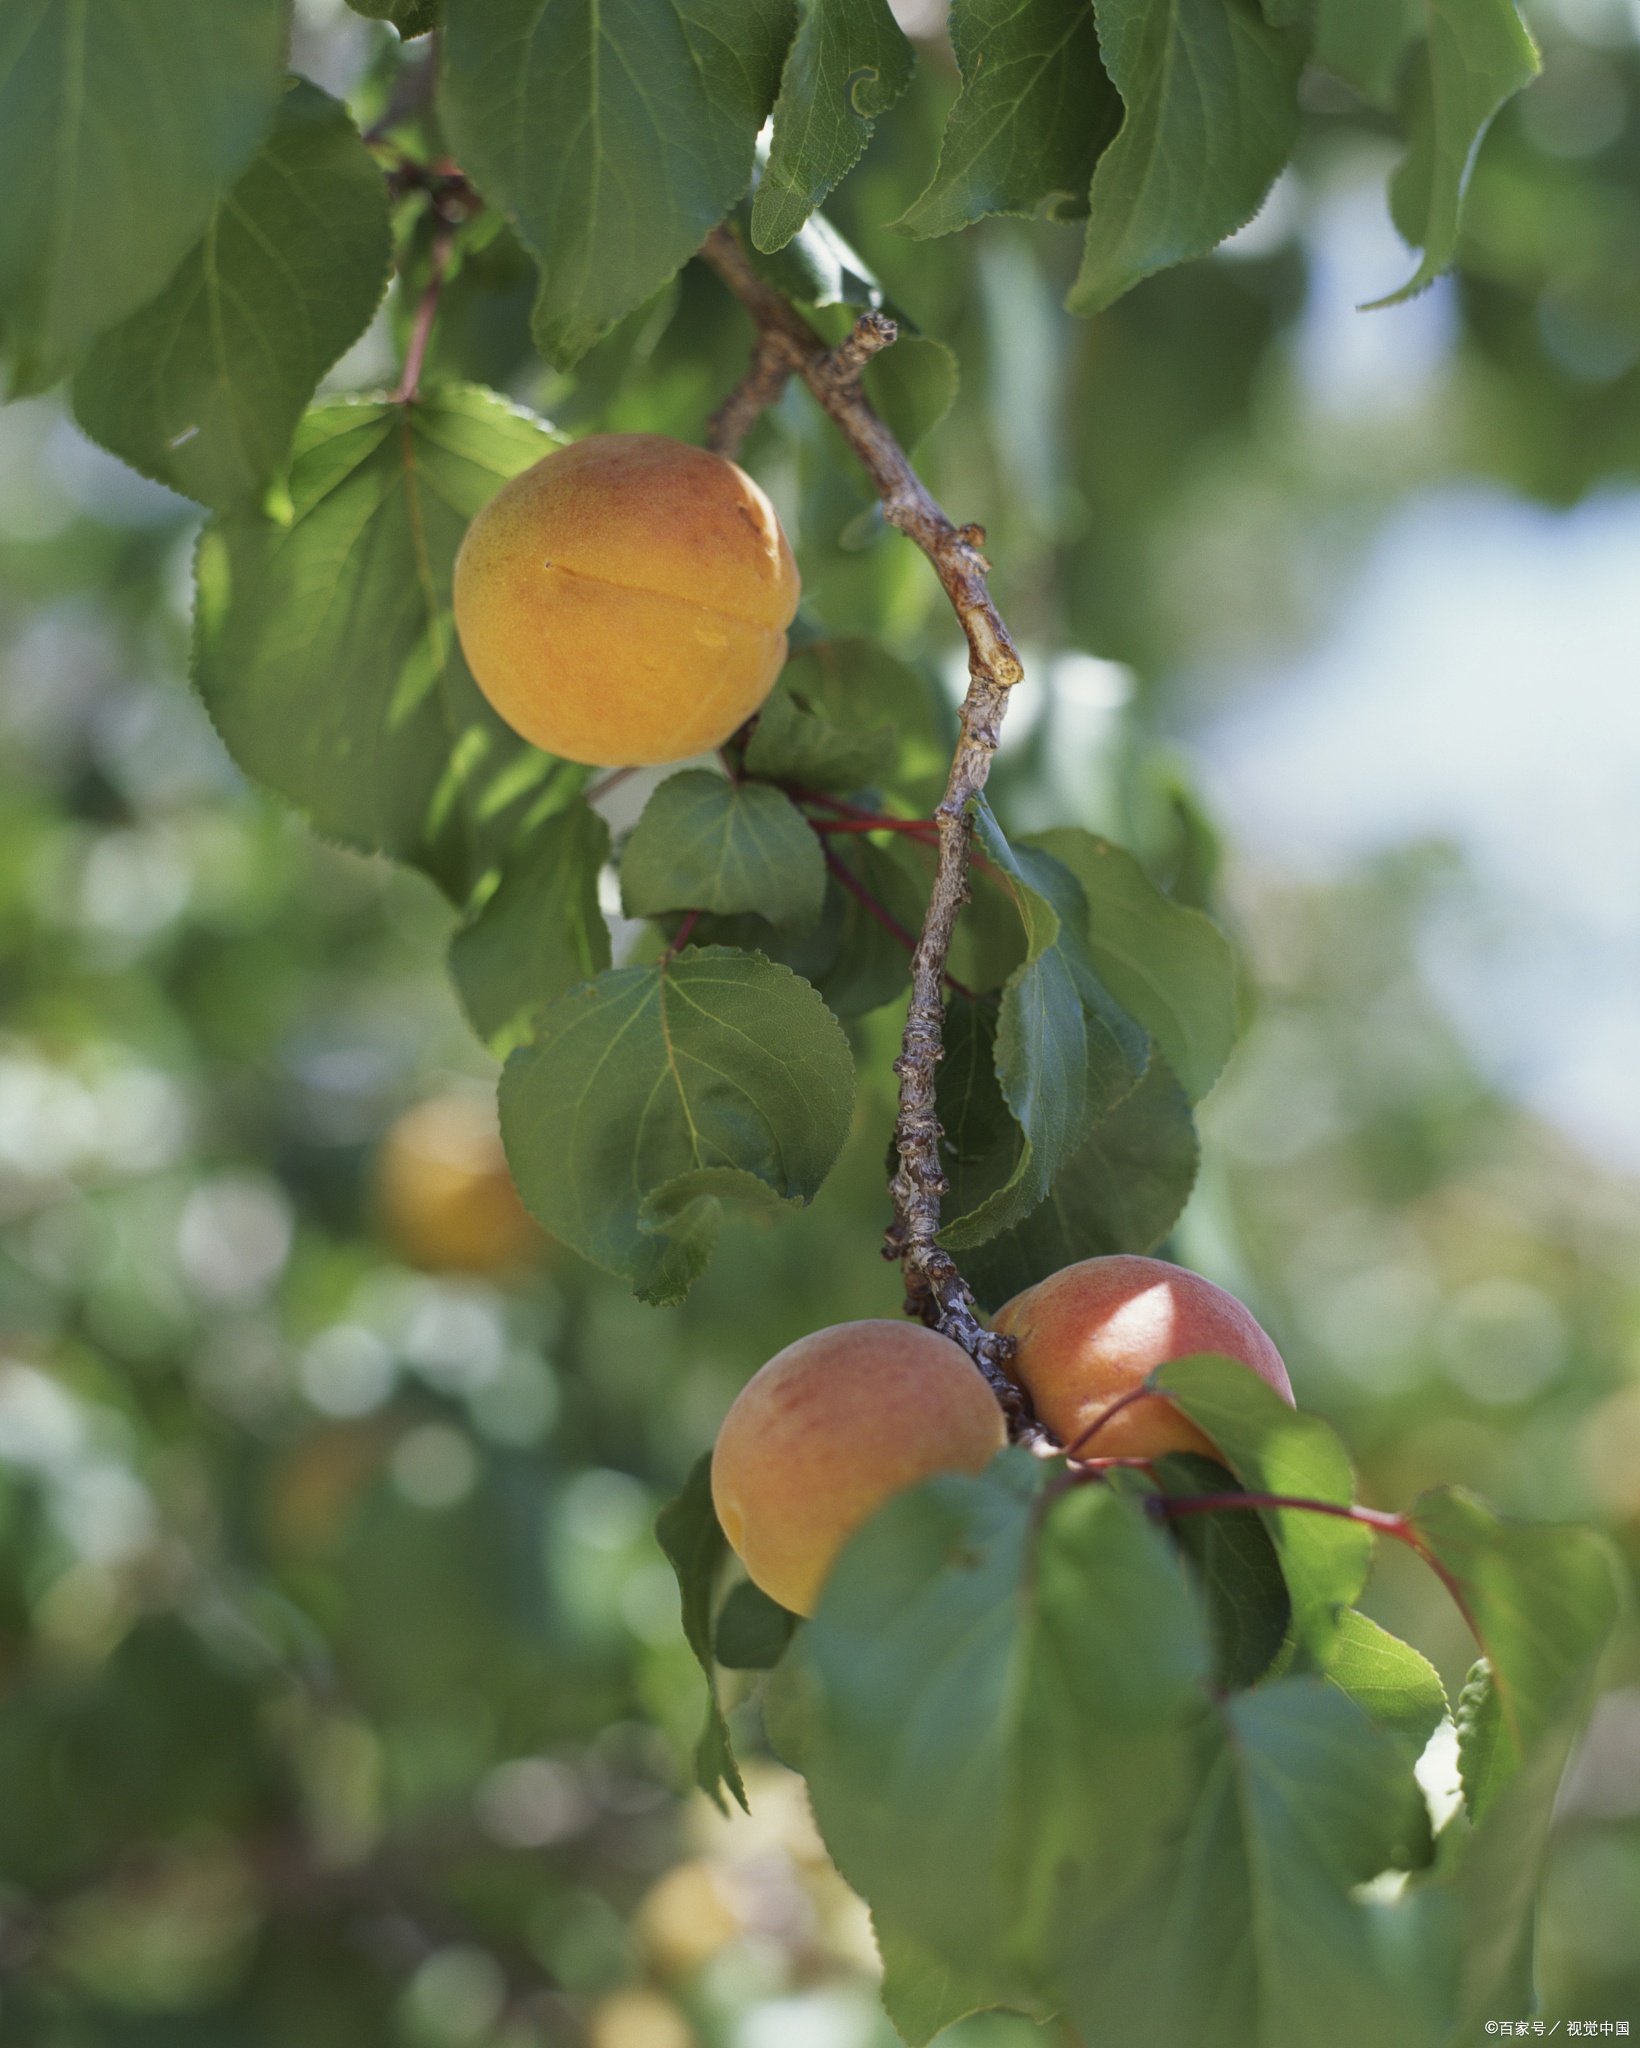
[1405,1487,1621,1778]
[1364,1496,1623,2032]
[1025,827,1238,1101]
[621,772,826,931]
[1067,0,1308,317]
[940,805,1147,1250]
[72,79,392,511]
[0,0,286,396]
[1315,0,1419,105]
[1327,1608,1448,1750]
[894,0,1122,238]
[961,1053,1200,1311]
[680,830,927,1018]
[1443,1677,1599,2026]
[736,203,888,313]
[1158,1353,1373,1668]
[874,1916,1019,2046]
[440,0,795,367]
[1149,1450,1290,1691]
[800,1455,1042,1963]
[752,0,914,254]
[1062,1682,1439,2048]
[449,799,612,1057]
[1379,0,1539,304]
[655,1455,747,1811]
[346,0,441,34]
[802,1455,1205,1977]
[191,386,571,904]
[810,835,926,1015]
[713,1579,797,1669]
[933,993,1022,1225]
[1454,1657,1509,1823]
[757,637,951,806]
[499,947,855,1302]
[743,687,894,792]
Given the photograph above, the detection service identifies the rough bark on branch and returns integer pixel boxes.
[699,225,1040,1437]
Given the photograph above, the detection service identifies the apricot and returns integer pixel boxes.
[711,1320,1007,1616]
[374,1094,544,1273]
[991,1254,1293,1461]
[452,432,800,767]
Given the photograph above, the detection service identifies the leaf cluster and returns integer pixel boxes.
[661,1356,1625,2045]
[1,0,1540,411]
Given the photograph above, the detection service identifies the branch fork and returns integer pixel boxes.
[699,226,1036,1436]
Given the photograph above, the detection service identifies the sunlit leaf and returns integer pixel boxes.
[500,947,854,1302]
[1158,1353,1373,1668]
[0,0,286,395]
[1405,1487,1621,1781]
[1327,1607,1448,1750]
[1068,0,1307,316]
[752,0,914,254]
[655,1455,747,1810]
[621,772,826,930]
[192,386,575,904]
[1026,826,1238,1101]
[895,0,1120,237]
[441,0,795,366]
[73,79,392,510]
[1380,0,1539,304]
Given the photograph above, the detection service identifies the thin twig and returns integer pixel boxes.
[699,225,1032,1431]
[811,816,935,838]
[1145,1490,1496,1721]
[585,764,639,806]
[393,227,453,404]
[822,847,976,1001]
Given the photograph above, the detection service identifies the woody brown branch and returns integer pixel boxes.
[699,225,1035,1433]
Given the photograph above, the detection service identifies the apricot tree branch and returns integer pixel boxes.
[699,225,1033,1432]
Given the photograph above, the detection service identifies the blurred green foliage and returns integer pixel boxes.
[0,0,1637,2040]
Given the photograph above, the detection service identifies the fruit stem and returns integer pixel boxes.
[1145,1489,1493,1680]
[393,226,453,406]
[699,225,1031,1431]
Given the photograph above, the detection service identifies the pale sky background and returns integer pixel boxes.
[1193,153,1640,1176]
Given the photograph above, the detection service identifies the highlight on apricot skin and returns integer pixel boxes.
[991,1253,1294,1461]
[452,431,800,768]
[710,1320,1008,1617]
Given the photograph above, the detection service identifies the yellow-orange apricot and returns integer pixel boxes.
[452,432,800,767]
[374,1094,545,1274]
[711,1320,1007,1617]
[991,1254,1293,1461]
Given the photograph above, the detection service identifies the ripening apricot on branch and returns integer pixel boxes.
[991,1253,1294,1461]
[374,1094,545,1274]
[452,432,800,767]
[711,1320,1007,1616]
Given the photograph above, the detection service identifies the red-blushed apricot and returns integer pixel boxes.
[711,1320,1007,1617]
[452,432,800,767]
[374,1094,545,1274]
[991,1254,1293,1461]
